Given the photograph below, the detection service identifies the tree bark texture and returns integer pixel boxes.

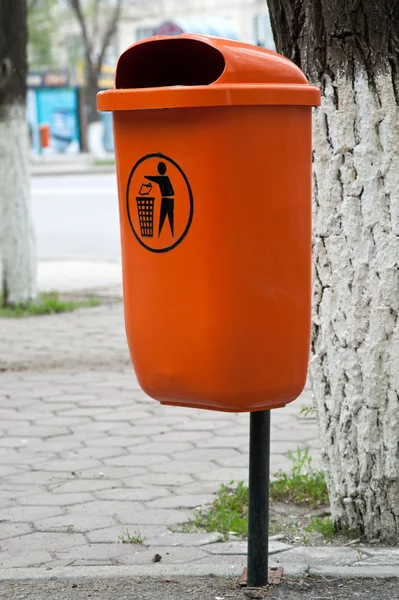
[86,63,101,124]
[0,0,37,306]
[267,0,399,542]
[69,0,123,123]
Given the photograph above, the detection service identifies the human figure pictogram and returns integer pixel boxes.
[144,162,175,237]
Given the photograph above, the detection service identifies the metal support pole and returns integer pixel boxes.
[247,410,271,587]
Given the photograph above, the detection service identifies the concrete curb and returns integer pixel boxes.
[0,564,244,581]
[35,259,123,297]
[309,565,399,578]
[0,562,398,581]
[31,166,116,177]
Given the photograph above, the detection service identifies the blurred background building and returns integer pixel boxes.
[27,0,275,155]
[121,0,274,49]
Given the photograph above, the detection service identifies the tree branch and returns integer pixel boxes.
[28,0,40,11]
[96,0,123,71]
[92,0,102,48]
[68,0,93,64]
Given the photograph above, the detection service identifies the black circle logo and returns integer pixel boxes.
[126,153,193,253]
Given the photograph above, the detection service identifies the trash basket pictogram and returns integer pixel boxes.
[136,196,155,237]
[98,35,320,412]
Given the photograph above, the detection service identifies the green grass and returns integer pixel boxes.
[92,158,116,167]
[0,292,100,318]
[181,449,328,540]
[305,516,334,539]
[182,481,248,540]
[269,521,283,536]
[118,529,145,544]
[300,405,316,418]
[270,447,328,508]
[64,524,74,534]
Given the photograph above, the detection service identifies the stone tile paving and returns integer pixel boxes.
[0,305,128,372]
[0,365,319,569]
[0,303,325,569]
[0,304,398,575]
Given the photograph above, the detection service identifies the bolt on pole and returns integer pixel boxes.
[247,410,271,587]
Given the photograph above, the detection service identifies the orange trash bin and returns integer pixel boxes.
[98,35,320,412]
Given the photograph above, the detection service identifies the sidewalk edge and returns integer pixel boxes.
[0,563,398,581]
[31,166,116,177]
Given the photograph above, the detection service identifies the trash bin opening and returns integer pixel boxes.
[115,38,225,89]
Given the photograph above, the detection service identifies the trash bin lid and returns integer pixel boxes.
[98,34,320,111]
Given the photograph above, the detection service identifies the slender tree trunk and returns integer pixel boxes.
[267,0,399,542]
[86,62,100,124]
[0,0,36,306]
[68,0,123,125]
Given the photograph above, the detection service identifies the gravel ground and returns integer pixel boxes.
[1,576,398,600]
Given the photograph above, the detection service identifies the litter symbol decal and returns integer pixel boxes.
[126,153,193,253]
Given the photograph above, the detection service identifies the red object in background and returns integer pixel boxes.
[39,123,50,148]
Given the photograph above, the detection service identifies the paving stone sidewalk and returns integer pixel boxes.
[0,267,397,578]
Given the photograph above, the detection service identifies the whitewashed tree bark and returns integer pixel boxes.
[0,0,37,306]
[267,0,399,542]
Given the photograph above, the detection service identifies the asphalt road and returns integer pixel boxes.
[1,576,399,600]
[31,174,121,262]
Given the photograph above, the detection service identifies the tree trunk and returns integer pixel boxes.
[267,0,399,542]
[0,0,37,306]
[86,62,100,124]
